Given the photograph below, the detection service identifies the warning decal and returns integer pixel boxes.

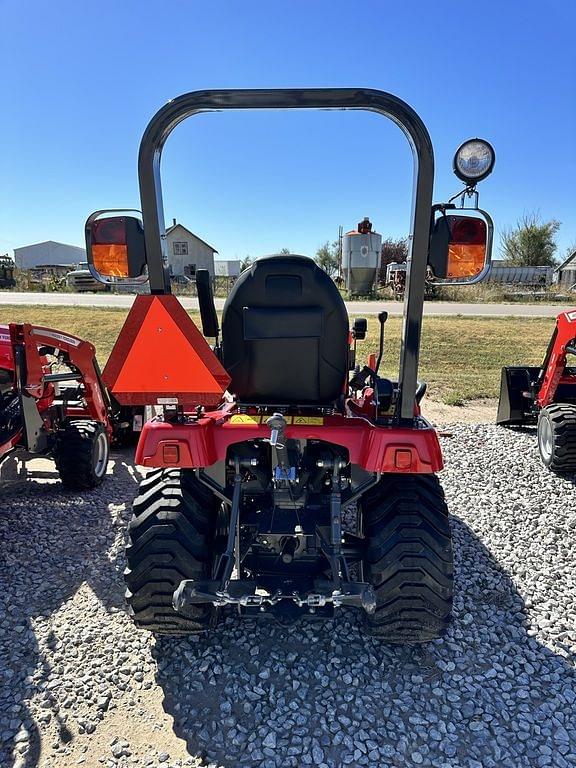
[292,416,324,426]
[229,414,260,425]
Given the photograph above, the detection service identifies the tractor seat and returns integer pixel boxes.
[221,255,349,405]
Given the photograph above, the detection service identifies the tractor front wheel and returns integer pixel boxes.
[124,468,219,635]
[537,403,576,472]
[54,420,109,489]
[362,473,453,642]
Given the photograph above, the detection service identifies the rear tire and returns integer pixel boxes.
[54,420,109,489]
[362,473,453,642]
[125,468,219,635]
[538,403,576,472]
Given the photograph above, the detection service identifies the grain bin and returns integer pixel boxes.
[342,218,381,296]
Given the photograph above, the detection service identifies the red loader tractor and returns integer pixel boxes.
[497,309,576,472]
[0,323,130,488]
[86,88,495,640]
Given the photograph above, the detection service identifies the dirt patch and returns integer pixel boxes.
[39,683,195,768]
[421,398,497,425]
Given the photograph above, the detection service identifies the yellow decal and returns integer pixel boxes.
[230,414,260,425]
[292,416,324,426]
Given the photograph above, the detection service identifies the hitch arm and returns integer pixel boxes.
[213,456,243,586]
[316,458,349,588]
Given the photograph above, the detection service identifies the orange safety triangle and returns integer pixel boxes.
[103,294,230,405]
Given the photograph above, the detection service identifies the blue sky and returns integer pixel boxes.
[1,0,575,262]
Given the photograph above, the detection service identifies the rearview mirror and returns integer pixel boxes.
[85,210,148,283]
[428,209,493,283]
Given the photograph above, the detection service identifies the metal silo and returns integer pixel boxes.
[341,218,381,296]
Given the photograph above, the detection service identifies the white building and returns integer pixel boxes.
[14,241,86,269]
[165,220,217,277]
[214,259,241,277]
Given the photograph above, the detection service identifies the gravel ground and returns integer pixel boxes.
[1,424,575,768]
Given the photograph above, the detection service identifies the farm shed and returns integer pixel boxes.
[14,241,86,269]
[486,264,553,286]
[554,250,576,289]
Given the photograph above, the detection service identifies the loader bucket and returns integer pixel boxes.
[496,366,540,425]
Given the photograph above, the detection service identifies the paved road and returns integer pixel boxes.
[0,291,565,317]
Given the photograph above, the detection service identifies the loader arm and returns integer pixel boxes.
[8,323,112,449]
[536,310,576,408]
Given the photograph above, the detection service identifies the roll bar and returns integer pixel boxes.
[137,88,435,422]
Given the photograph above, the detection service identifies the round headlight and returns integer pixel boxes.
[453,138,495,184]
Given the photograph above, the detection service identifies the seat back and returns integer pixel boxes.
[221,255,349,404]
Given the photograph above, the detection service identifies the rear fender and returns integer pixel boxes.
[134,413,444,474]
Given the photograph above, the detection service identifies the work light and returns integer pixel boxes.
[453,139,495,184]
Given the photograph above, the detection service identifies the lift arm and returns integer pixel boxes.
[8,323,111,436]
[536,310,576,408]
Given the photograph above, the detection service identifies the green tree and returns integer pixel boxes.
[315,240,339,278]
[500,213,561,267]
[279,247,291,254]
[378,237,408,283]
[240,255,253,271]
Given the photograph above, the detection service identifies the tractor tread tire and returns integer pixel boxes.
[125,468,217,635]
[133,470,216,534]
[363,474,453,643]
[538,403,576,472]
[54,420,109,489]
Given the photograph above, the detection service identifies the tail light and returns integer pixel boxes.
[90,218,130,277]
[428,210,491,283]
[445,215,487,279]
[85,211,147,283]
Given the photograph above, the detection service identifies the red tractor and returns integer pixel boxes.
[85,88,495,640]
[497,309,576,472]
[0,323,120,488]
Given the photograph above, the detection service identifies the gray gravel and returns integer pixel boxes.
[1,425,576,768]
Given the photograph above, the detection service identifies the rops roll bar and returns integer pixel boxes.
[137,88,435,422]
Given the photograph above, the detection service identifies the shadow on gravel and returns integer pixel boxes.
[0,450,138,768]
[153,515,576,768]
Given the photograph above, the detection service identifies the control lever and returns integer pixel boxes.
[350,311,388,390]
[374,311,388,376]
[267,413,285,447]
[266,413,290,479]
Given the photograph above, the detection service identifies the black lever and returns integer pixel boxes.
[374,311,388,376]
[213,456,242,587]
[196,269,220,341]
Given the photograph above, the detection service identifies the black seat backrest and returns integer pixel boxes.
[221,255,349,404]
